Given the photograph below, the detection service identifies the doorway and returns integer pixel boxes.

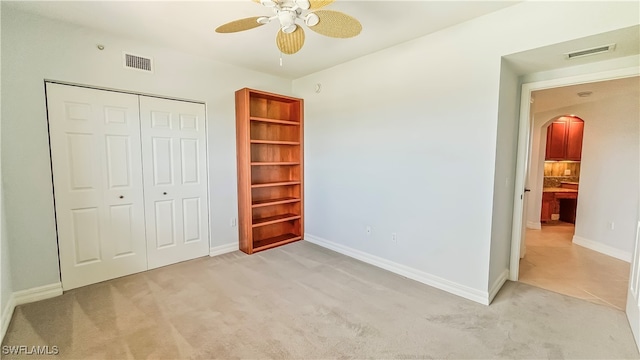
[517,114,629,310]
[509,70,639,309]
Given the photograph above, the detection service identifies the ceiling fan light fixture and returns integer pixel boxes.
[296,0,311,10]
[260,0,277,7]
[257,16,271,24]
[282,24,297,33]
[305,13,319,26]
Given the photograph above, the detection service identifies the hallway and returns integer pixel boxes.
[519,222,630,310]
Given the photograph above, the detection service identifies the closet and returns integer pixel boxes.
[46,83,209,290]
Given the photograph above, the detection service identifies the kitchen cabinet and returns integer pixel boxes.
[565,119,584,160]
[541,192,556,222]
[560,182,579,190]
[541,188,579,224]
[545,116,584,161]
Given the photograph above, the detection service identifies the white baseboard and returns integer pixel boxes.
[13,283,62,306]
[526,221,541,230]
[1,293,16,344]
[573,235,631,263]
[488,269,509,303]
[304,233,491,305]
[1,282,62,343]
[209,243,239,257]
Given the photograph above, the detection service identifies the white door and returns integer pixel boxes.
[139,96,209,269]
[627,220,640,352]
[47,84,147,290]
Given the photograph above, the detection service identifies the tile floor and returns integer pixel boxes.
[519,222,630,310]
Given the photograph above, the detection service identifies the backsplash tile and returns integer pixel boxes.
[544,161,581,177]
[544,162,580,188]
[544,176,580,188]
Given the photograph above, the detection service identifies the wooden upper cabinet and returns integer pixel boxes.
[566,119,584,160]
[545,116,584,161]
[545,119,568,160]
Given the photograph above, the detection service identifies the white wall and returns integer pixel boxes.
[293,1,639,298]
[0,198,11,340]
[488,60,520,294]
[521,55,640,84]
[528,93,639,257]
[1,7,292,291]
[0,0,14,341]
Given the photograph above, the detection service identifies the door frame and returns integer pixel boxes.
[509,66,640,281]
[44,80,212,282]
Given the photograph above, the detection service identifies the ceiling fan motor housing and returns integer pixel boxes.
[278,10,298,33]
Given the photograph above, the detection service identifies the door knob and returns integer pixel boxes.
[119,195,124,199]
[524,188,531,192]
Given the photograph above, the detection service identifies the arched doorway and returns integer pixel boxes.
[540,115,583,225]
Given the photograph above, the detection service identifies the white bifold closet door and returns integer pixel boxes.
[47,84,209,290]
[47,83,148,290]
[139,96,209,269]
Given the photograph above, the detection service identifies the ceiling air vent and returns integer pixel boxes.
[123,52,153,73]
[564,44,616,60]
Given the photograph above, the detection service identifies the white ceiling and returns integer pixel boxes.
[6,0,638,107]
[532,76,640,114]
[5,0,520,79]
[505,26,640,76]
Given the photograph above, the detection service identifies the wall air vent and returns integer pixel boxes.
[564,44,616,60]
[123,52,153,73]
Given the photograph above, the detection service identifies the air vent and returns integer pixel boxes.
[564,44,616,60]
[123,52,153,73]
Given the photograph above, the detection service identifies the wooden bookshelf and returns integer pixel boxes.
[251,162,301,166]
[250,140,300,145]
[235,88,304,254]
[252,197,300,208]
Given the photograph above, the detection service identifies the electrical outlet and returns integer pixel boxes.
[366,226,372,235]
[564,169,571,175]
[231,218,237,227]
[391,233,397,244]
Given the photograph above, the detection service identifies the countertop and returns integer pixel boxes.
[543,187,578,193]
[560,181,579,185]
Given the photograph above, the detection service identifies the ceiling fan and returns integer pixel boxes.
[215,0,362,55]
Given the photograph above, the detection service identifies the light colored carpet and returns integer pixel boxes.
[3,241,638,359]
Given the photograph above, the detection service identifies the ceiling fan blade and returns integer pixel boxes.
[276,27,306,54]
[309,10,362,38]
[215,17,265,33]
[308,0,335,9]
